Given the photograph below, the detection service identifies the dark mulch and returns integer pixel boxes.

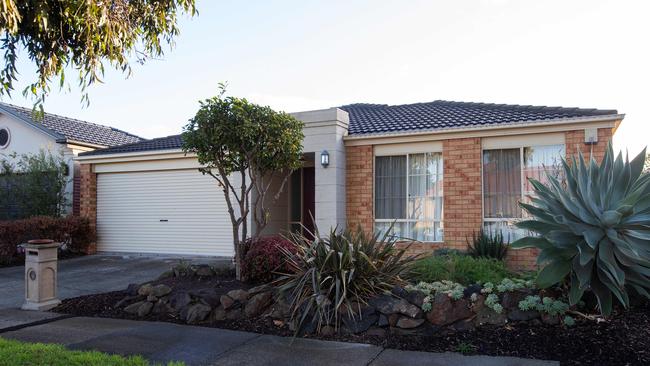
[53,277,650,366]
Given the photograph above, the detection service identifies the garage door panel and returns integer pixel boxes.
[97,169,235,256]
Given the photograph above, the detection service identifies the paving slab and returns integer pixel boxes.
[370,349,559,366]
[0,309,64,332]
[211,334,383,366]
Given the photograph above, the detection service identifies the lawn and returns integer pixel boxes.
[0,338,183,366]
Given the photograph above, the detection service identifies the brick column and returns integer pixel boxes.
[565,127,614,164]
[346,145,374,234]
[79,163,97,254]
[443,138,483,251]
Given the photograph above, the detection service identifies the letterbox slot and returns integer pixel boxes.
[28,250,38,256]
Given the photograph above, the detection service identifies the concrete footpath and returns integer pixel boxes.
[0,309,558,366]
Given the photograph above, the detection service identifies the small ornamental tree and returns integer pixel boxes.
[182,86,304,278]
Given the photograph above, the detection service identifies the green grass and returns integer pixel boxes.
[0,338,184,366]
[411,253,514,285]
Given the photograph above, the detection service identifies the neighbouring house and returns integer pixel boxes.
[76,101,622,268]
[0,103,142,217]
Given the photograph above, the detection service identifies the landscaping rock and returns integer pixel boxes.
[508,309,540,322]
[193,288,221,307]
[151,284,172,297]
[226,308,243,320]
[244,291,273,317]
[168,292,192,311]
[406,291,426,308]
[248,284,270,295]
[220,295,235,310]
[475,307,507,326]
[388,313,400,327]
[426,294,472,326]
[320,325,335,336]
[501,290,529,310]
[137,301,154,317]
[396,316,425,329]
[342,313,378,334]
[124,301,145,315]
[152,300,172,315]
[369,294,401,314]
[212,306,226,321]
[395,299,423,318]
[146,295,158,302]
[463,284,482,298]
[115,295,138,309]
[125,283,140,297]
[157,270,173,280]
[184,303,212,323]
[391,285,409,298]
[137,284,153,296]
[451,319,476,332]
[195,265,214,277]
[268,299,291,319]
[227,289,250,303]
[378,314,389,327]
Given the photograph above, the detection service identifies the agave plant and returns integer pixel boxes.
[275,225,417,333]
[512,143,650,315]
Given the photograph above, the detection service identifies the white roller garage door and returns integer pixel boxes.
[96,169,234,256]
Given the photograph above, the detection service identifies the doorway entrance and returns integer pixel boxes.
[288,166,315,238]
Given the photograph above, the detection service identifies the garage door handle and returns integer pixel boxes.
[159,219,168,222]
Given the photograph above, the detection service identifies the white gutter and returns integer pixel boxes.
[343,114,624,141]
[75,148,189,163]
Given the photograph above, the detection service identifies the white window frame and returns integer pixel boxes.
[481,143,565,239]
[374,152,444,242]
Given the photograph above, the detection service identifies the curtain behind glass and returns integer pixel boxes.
[408,153,443,241]
[375,156,406,220]
[483,149,521,218]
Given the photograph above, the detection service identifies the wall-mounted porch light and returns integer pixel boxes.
[320,150,330,168]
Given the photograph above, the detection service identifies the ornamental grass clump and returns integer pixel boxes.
[275,226,417,333]
[467,229,509,260]
[512,144,650,315]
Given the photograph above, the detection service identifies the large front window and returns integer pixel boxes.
[482,144,564,241]
[375,152,443,242]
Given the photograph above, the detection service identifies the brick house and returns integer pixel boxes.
[76,101,622,268]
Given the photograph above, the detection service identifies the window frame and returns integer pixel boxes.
[481,143,565,238]
[373,152,444,242]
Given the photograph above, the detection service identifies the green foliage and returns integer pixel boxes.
[563,315,576,326]
[182,86,304,277]
[467,229,509,260]
[412,253,512,285]
[518,295,569,316]
[455,342,476,354]
[0,150,69,219]
[276,226,417,333]
[485,293,503,313]
[512,143,650,315]
[0,0,196,107]
[0,337,184,365]
[407,280,466,303]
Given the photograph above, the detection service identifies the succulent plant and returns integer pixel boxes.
[512,143,650,315]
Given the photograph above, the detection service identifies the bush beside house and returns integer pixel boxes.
[0,216,96,265]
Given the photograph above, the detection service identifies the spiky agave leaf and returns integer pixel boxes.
[512,143,650,315]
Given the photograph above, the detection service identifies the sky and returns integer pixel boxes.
[5,0,649,155]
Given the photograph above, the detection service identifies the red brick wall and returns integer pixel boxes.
[346,145,374,234]
[442,138,483,252]
[565,127,614,163]
[79,163,97,254]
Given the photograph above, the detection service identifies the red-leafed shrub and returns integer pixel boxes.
[0,216,96,265]
[241,236,296,284]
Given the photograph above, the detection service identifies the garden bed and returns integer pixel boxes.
[52,268,650,366]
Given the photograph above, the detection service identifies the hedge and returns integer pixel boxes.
[0,216,96,264]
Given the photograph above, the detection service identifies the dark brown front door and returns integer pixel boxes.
[288,167,315,238]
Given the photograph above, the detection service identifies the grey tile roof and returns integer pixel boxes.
[341,100,619,136]
[79,134,183,156]
[80,100,621,156]
[0,102,143,147]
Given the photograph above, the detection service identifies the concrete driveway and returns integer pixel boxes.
[0,254,225,310]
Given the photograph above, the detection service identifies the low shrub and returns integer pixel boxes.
[412,253,513,285]
[276,226,417,333]
[241,236,296,283]
[466,229,509,260]
[0,216,96,264]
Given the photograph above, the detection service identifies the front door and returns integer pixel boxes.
[288,167,315,238]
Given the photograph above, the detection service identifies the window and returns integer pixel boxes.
[482,144,564,241]
[0,128,9,149]
[375,152,443,242]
